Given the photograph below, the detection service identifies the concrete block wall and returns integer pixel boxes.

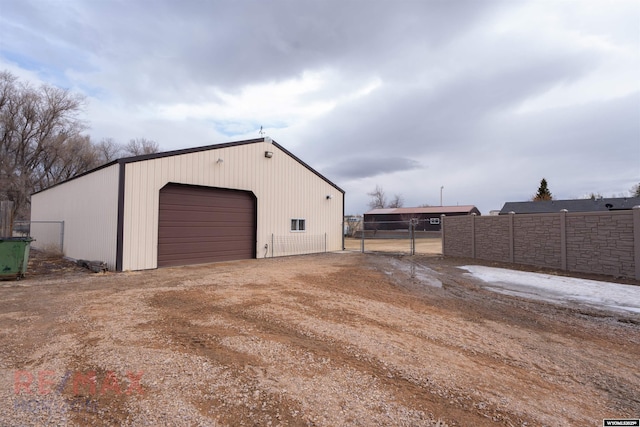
[513,214,562,269]
[475,216,510,262]
[442,207,640,280]
[442,215,473,258]
[566,212,635,278]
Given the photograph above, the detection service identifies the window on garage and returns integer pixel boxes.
[291,218,306,232]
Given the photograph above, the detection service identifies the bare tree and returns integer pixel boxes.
[631,183,640,197]
[0,71,165,219]
[345,216,362,238]
[0,70,89,218]
[37,135,98,188]
[95,137,124,164]
[367,185,404,209]
[123,138,160,156]
[388,194,404,208]
[367,185,387,209]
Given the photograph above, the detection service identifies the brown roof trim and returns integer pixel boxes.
[116,137,265,164]
[271,141,344,194]
[31,160,120,195]
[32,137,344,195]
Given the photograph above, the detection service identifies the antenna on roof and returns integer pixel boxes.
[259,125,271,143]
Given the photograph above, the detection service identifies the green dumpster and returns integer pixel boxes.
[0,238,33,280]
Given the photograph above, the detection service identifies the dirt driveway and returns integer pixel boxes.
[1,250,638,426]
[343,237,442,254]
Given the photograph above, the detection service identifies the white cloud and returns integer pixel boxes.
[1,0,638,214]
[154,70,381,129]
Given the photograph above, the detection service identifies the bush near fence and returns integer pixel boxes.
[442,208,640,280]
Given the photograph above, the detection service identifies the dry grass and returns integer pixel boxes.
[35,244,64,258]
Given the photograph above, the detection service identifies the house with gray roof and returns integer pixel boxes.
[499,197,640,215]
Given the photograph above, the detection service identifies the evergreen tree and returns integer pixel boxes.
[533,178,553,201]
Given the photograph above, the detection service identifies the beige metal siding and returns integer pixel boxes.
[30,164,120,269]
[122,141,343,270]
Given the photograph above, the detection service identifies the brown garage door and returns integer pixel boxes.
[158,183,256,267]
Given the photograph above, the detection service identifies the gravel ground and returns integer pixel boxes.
[0,249,638,426]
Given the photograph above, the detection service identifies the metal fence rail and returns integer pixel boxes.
[348,219,442,255]
[13,220,65,253]
[270,233,327,257]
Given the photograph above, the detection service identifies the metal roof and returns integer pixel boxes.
[499,197,640,214]
[365,206,479,215]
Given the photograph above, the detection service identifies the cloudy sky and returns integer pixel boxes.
[1,0,638,214]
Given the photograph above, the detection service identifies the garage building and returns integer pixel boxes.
[31,138,344,271]
[364,206,481,232]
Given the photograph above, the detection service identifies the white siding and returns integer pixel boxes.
[122,141,343,270]
[30,164,120,270]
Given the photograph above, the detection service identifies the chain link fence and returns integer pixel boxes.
[13,221,65,253]
[268,233,327,257]
[344,219,442,255]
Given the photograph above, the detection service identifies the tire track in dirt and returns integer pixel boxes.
[147,278,535,426]
[3,251,639,426]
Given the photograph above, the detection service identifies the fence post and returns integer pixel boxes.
[409,219,416,255]
[361,220,365,253]
[0,201,14,238]
[60,220,65,253]
[560,209,568,271]
[470,213,476,259]
[412,223,416,255]
[411,222,415,255]
[508,211,515,263]
[441,215,445,255]
[633,206,640,280]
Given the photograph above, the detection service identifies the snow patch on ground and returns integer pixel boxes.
[460,266,640,314]
[387,259,442,288]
